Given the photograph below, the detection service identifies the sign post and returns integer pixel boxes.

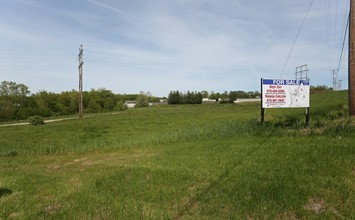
[261,78,265,125]
[306,107,310,127]
[261,78,310,126]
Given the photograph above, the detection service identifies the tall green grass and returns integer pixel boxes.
[0,91,354,219]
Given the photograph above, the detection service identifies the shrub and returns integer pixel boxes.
[135,94,149,108]
[325,104,348,120]
[116,101,128,111]
[28,116,44,125]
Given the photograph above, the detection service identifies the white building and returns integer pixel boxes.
[202,98,216,103]
[125,101,137,108]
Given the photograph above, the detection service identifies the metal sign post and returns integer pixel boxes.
[306,107,310,128]
[260,78,265,125]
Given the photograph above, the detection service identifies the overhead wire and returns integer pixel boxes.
[333,0,339,69]
[279,0,314,78]
[325,0,331,71]
[336,13,350,78]
[335,1,350,79]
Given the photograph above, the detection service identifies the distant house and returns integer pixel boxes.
[202,98,216,104]
[125,101,137,108]
[150,99,168,106]
[159,99,168,104]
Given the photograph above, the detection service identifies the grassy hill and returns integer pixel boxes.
[0,91,354,219]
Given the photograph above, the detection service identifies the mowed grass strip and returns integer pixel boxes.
[0,91,354,219]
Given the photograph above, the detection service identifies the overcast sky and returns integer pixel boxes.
[0,0,350,97]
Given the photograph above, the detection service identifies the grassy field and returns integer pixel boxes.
[0,91,354,219]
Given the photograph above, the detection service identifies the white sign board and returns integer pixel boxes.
[261,79,310,108]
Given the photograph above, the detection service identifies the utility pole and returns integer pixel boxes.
[349,0,355,116]
[332,70,338,91]
[78,45,84,118]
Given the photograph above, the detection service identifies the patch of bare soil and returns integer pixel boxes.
[303,197,344,218]
[48,152,156,171]
[44,203,61,215]
[304,198,325,214]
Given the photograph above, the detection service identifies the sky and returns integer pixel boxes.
[0,0,350,97]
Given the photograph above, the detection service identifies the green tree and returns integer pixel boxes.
[236,90,248,98]
[168,91,181,104]
[310,85,331,94]
[135,94,149,108]
[34,90,59,116]
[0,81,35,121]
[0,81,30,97]
[0,98,16,121]
[209,92,221,102]
[219,91,229,103]
[97,88,117,111]
[201,90,209,98]
[88,99,102,112]
[228,91,238,102]
[57,91,77,115]
[194,92,203,104]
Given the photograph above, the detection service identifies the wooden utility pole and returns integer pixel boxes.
[349,0,355,116]
[78,45,84,118]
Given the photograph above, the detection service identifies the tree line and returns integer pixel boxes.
[205,90,261,103]
[310,85,333,94]
[167,90,261,104]
[0,81,262,121]
[168,91,203,104]
[1,80,333,122]
[0,81,157,122]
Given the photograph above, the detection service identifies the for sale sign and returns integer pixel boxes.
[261,79,310,108]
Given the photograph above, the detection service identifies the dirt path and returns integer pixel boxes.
[0,117,78,127]
[0,113,121,128]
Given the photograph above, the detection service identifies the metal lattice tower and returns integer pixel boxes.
[295,64,309,80]
[332,70,338,91]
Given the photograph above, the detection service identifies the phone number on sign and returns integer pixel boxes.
[266,99,285,103]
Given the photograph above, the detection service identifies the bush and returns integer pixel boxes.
[28,116,44,125]
[116,101,128,111]
[325,104,348,120]
[135,94,149,108]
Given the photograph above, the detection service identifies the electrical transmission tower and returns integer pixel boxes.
[295,64,309,80]
[337,79,343,91]
[332,70,338,91]
[78,45,84,118]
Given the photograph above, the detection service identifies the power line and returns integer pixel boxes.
[336,13,349,77]
[279,0,314,78]
[325,0,331,70]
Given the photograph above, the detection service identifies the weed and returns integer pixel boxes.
[28,116,44,125]
[3,151,18,157]
[0,188,12,197]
